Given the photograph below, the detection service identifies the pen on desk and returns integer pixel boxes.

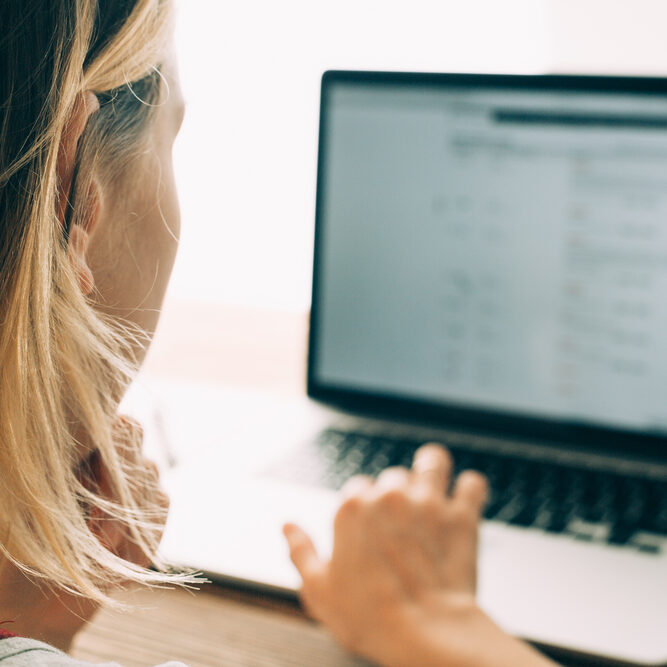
[153,406,179,469]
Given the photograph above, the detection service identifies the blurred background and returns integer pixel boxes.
[169,0,667,312]
[144,0,667,383]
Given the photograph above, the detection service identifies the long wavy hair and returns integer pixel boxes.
[0,0,195,605]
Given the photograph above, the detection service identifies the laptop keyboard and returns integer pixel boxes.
[271,428,667,554]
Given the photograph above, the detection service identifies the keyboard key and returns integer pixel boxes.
[567,518,610,542]
[609,522,635,546]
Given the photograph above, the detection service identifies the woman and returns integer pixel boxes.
[0,1,558,665]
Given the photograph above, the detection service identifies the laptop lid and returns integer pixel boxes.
[308,71,667,463]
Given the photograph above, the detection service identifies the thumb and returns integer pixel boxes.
[283,523,321,578]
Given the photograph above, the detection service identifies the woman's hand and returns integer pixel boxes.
[85,415,170,569]
[283,444,558,667]
[0,415,168,652]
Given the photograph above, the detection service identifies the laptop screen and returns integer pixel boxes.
[310,72,667,443]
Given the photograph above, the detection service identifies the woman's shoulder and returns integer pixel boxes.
[0,637,187,667]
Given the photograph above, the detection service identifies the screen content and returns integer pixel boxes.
[314,78,667,435]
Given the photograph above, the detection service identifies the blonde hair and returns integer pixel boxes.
[0,0,197,605]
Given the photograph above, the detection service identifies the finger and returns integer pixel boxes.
[142,457,160,480]
[153,487,170,516]
[113,416,144,463]
[375,466,410,491]
[283,523,322,578]
[453,470,488,515]
[114,414,143,434]
[411,443,452,495]
[140,460,168,508]
[340,474,374,500]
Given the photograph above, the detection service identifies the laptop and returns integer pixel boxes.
[150,72,667,666]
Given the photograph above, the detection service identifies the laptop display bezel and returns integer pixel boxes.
[308,70,667,463]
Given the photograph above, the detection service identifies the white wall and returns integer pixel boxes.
[170,0,549,310]
[547,0,667,74]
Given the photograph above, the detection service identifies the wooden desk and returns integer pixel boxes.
[70,301,600,667]
[73,585,368,666]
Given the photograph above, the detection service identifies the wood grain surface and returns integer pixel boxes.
[73,585,370,667]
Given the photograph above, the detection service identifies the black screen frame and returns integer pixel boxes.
[308,70,667,463]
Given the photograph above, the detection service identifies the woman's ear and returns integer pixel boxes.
[56,91,99,226]
[68,180,102,295]
[56,91,101,296]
